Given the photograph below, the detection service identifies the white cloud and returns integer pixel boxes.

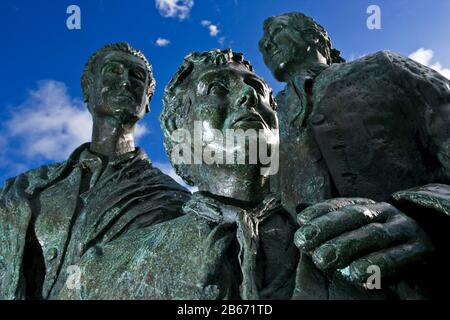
[153,161,198,193]
[208,25,219,37]
[1,80,148,163]
[218,37,226,47]
[155,37,170,47]
[409,48,450,79]
[155,0,194,20]
[201,20,211,27]
[134,123,148,139]
[347,52,366,62]
[409,48,434,66]
[201,20,219,37]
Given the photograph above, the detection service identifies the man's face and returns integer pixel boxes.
[182,63,278,197]
[88,51,148,122]
[189,63,277,137]
[259,16,317,80]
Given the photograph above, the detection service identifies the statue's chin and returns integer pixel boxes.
[273,63,288,82]
[106,100,142,121]
[108,109,141,125]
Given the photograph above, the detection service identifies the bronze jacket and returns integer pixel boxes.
[274,51,450,299]
[0,143,190,299]
[53,192,298,300]
[275,50,450,213]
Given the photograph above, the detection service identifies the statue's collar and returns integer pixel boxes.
[68,143,150,167]
[183,191,282,225]
[183,191,287,300]
[24,143,150,195]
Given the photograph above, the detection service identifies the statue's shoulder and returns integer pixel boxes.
[322,50,448,86]
[314,50,449,105]
[1,161,67,198]
[317,50,400,81]
[365,50,447,81]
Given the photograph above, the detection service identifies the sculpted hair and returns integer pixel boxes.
[80,42,156,112]
[160,49,276,185]
[263,12,345,64]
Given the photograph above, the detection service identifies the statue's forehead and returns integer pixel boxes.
[100,51,146,70]
[270,15,310,32]
[196,64,260,83]
[272,15,291,26]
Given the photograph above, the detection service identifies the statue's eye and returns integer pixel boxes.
[112,65,124,74]
[131,69,145,81]
[207,82,229,96]
[271,26,283,35]
[104,64,123,75]
[245,77,266,96]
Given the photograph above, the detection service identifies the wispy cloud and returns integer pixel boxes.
[347,52,366,62]
[153,161,198,193]
[409,48,450,79]
[201,20,219,37]
[155,0,194,20]
[155,37,170,47]
[0,80,147,173]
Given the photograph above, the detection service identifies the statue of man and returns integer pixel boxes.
[158,49,299,299]
[0,43,190,300]
[52,49,295,299]
[259,12,450,298]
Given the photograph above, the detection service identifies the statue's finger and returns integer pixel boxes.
[296,198,375,226]
[295,202,395,251]
[335,240,432,287]
[311,213,418,271]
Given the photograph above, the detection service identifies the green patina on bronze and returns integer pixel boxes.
[1,10,450,300]
[259,12,450,298]
[0,43,190,300]
[160,49,298,299]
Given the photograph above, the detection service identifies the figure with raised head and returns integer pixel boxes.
[0,43,190,300]
[50,49,295,300]
[259,12,450,298]
[157,49,299,299]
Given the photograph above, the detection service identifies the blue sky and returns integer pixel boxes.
[1,0,450,188]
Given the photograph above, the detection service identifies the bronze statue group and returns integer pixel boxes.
[1,12,449,300]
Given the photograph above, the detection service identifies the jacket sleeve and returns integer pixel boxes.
[392,184,450,298]
[0,174,33,300]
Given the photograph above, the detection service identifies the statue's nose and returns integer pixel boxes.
[262,38,275,52]
[237,87,258,110]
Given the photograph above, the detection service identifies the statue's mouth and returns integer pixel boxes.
[231,112,266,128]
[114,91,135,101]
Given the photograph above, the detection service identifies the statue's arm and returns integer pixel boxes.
[0,174,35,300]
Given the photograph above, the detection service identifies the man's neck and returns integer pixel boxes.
[197,168,269,204]
[90,116,136,157]
[282,61,329,83]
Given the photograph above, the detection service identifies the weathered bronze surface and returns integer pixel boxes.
[58,50,297,299]
[0,43,190,299]
[160,50,298,299]
[259,12,450,298]
[1,10,450,299]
